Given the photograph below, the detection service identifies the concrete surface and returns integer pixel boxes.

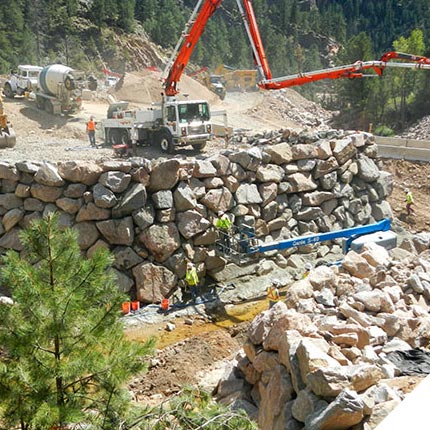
[374,375,430,430]
[375,136,430,162]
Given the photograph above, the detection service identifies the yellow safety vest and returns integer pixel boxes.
[216,215,232,231]
[185,267,199,286]
[405,192,414,204]
[267,286,280,301]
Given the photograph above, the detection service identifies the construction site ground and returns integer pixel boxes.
[2,69,430,407]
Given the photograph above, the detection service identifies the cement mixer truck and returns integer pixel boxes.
[35,64,97,115]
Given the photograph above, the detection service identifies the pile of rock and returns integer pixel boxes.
[399,115,430,140]
[0,128,393,303]
[215,236,430,430]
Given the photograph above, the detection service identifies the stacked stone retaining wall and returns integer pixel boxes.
[0,129,393,302]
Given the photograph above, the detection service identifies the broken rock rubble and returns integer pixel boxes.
[215,238,430,430]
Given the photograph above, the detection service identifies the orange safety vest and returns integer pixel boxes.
[87,120,96,131]
[267,286,280,302]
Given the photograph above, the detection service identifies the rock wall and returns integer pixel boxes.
[0,129,393,302]
[214,237,430,430]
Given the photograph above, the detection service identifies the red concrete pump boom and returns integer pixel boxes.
[162,0,430,96]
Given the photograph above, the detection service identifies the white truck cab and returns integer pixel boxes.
[101,97,212,153]
[3,65,42,98]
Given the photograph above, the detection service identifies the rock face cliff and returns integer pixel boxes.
[0,128,393,301]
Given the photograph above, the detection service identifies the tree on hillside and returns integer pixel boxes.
[0,1,26,71]
[390,29,426,128]
[333,32,376,128]
[0,214,155,430]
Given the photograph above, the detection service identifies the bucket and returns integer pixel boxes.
[131,301,140,311]
[121,302,131,314]
[161,298,169,311]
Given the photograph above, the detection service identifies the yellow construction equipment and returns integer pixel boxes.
[0,94,16,148]
[187,67,226,99]
[214,64,258,92]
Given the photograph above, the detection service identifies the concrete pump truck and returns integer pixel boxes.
[101,0,430,154]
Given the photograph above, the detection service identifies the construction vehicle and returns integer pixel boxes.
[3,63,97,115]
[0,94,16,148]
[216,219,395,265]
[101,97,211,153]
[188,67,226,99]
[101,66,123,88]
[35,64,97,115]
[214,64,258,92]
[3,65,42,98]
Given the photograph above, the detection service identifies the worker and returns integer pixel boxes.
[215,210,233,254]
[185,262,199,301]
[86,116,97,147]
[405,188,415,216]
[303,262,312,279]
[267,279,281,309]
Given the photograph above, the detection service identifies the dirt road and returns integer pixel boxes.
[1,80,331,164]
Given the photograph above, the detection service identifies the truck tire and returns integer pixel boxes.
[192,142,207,151]
[108,129,129,146]
[36,96,44,110]
[44,99,53,114]
[87,76,97,91]
[3,83,14,99]
[64,76,75,91]
[158,130,174,154]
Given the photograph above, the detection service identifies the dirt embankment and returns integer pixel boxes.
[382,159,430,233]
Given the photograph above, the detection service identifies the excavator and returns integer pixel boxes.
[0,94,16,148]
[162,0,430,98]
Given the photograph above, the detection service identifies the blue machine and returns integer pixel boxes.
[256,218,391,254]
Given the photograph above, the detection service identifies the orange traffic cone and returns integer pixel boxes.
[131,301,140,311]
[161,298,169,312]
[122,302,131,314]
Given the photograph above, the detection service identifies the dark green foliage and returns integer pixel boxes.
[2,0,430,129]
[0,214,155,430]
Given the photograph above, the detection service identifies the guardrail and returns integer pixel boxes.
[375,136,430,162]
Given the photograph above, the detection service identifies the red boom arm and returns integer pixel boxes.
[163,0,223,96]
[162,0,430,96]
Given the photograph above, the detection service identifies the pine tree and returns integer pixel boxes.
[0,213,154,430]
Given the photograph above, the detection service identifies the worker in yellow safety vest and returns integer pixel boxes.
[185,262,199,301]
[215,210,233,253]
[302,262,312,279]
[267,279,281,309]
[404,188,415,216]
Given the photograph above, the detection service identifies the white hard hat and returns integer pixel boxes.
[273,279,281,286]
[218,210,224,216]
[304,263,312,270]
[404,188,409,193]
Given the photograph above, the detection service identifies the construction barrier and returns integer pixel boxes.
[375,136,430,162]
